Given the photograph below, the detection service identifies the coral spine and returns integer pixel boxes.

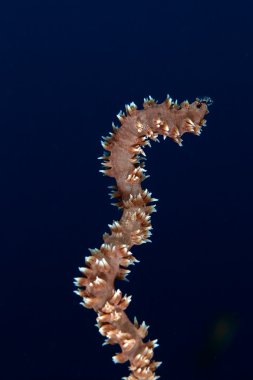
[75,95,210,379]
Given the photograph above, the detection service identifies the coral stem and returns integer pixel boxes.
[75,94,210,379]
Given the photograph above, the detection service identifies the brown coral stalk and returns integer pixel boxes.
[74,94,211,379]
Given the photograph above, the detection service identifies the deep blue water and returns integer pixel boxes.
[1,1,253,379]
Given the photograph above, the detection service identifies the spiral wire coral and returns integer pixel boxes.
[74,94,211,379]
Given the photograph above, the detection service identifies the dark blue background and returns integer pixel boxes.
[1,1,252,379]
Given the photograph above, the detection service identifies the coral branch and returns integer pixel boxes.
[74,94,211,379]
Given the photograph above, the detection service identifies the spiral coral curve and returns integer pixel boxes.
[74,94,211,379]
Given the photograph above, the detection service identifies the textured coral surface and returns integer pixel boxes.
[74,95,210,379]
